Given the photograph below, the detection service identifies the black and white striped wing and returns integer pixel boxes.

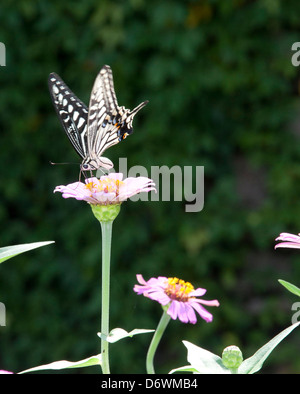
[48,73,88,159]
[87,65,121,159]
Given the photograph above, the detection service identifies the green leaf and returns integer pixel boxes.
[0,241,55,264]
[180,340,231,374]
[97,328,154,343]
[169,365,199,374]
[278,279,300,298]
[238,322,300,374]
[19,354,101,374]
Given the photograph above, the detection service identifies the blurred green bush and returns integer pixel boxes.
[1,0,300,374]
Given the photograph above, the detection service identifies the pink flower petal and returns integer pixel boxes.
[194,298,220,307]
[275,242,300,249]
[133,275,171,305]
[190,287,207,297]
[136,274,148,286]
[119,178,156,200]
[176,302,189,323]
[185,303,197,324]
[167,300,179,320]
[191,300,214,323]
[275,233,300,242]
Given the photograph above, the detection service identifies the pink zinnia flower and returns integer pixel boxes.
[275,232,300,250]
[54,173,156,205]
[134,274,220,324]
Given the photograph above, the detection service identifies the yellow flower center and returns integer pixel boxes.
[165,277,194,302]
[85,178,124,196]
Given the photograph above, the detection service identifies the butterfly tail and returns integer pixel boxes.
[129,100,149,116]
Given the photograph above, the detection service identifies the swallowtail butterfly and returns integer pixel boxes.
[48,65,148,171]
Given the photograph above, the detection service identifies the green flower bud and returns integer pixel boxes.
[91,203,121,223]
[222,345,243,370]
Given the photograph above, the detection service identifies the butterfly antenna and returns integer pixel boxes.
[50,160,79,166]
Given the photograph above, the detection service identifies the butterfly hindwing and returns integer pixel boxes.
[48,73,88,159]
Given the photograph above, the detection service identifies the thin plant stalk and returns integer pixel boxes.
[146,310,171,374]
[100,220,113,374]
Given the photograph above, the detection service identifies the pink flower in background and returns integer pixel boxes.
[54,173,156,205]
[275,232,300,250]
[134,274,220,324]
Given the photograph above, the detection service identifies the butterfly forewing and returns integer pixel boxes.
[100,65,119,112]
[87,66,121,159]
[48,73,88,159]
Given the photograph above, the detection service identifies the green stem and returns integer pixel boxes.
[100,220,113,374]
[146,310,171,374]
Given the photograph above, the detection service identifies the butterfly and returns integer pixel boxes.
[48,65,148,172]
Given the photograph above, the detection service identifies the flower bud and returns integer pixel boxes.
[222,345,243,369]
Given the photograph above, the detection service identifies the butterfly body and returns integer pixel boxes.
[48,65,148,172]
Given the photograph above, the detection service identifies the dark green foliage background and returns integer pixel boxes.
[1,0,300,374]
